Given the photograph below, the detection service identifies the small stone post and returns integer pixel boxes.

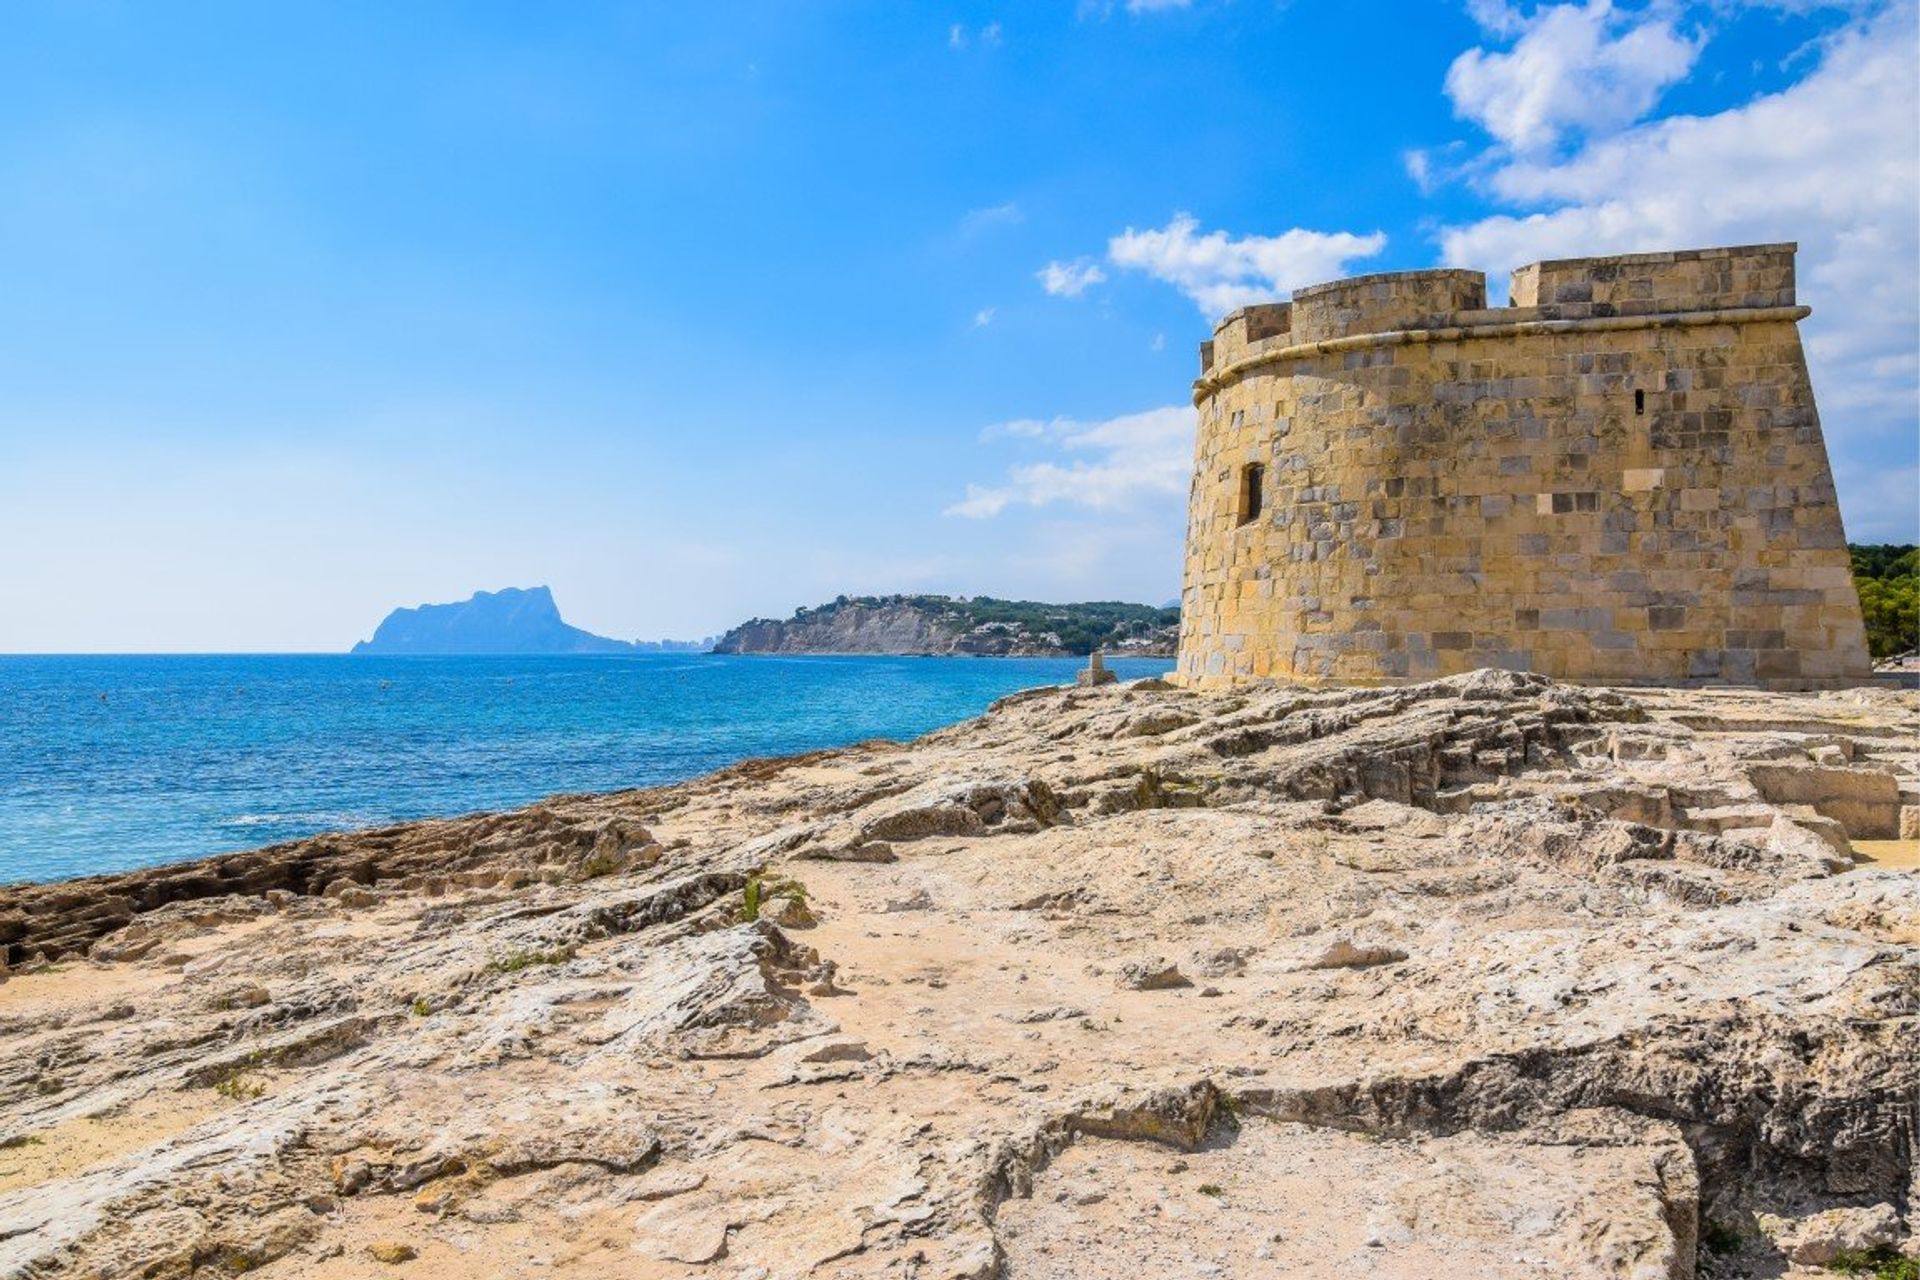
[1077,650,1117,687]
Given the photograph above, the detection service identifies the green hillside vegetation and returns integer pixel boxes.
[755,557,1917,663]
[1851,544,1918,661]
[790,595,1178,654]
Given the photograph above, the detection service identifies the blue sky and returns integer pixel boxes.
[0,0,1913,651]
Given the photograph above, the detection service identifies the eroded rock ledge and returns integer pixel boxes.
[0,672,1916,1279]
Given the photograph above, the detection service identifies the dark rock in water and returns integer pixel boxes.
[351,586,637,655]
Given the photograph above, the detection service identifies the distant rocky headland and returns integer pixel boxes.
[349,587,1178,660]
[351,587,711,655]
[713,594,1179,657]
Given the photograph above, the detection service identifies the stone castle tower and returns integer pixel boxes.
[1175,243,1871,688]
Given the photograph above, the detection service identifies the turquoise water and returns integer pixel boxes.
[0,653,1171,885]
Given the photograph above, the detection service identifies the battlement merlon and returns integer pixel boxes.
[1201,243,1802,377]
[1510,242,1797,311]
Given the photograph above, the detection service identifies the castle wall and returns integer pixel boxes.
[1176,244,1872,689]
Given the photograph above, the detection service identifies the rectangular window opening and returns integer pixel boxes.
[1237,463,1265,526]
[1634,389,1646,415]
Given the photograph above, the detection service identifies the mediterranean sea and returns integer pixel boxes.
[0,652,1173,885]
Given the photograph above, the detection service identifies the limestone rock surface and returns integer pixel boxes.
[1,674,1916,1279]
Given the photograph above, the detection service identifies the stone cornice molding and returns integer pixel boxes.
[1193,304,1813,405]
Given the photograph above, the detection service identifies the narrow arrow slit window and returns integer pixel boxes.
[1237,463,1264,526]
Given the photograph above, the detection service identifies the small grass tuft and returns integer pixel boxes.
[199,1050,270,1101]
[1196,1183,1225,1198]
[410,997,431,1017]
[1831,1249,1919,1280]
[213,1073,266,1101]
[739,874,807,924]
[0,1134,44,1150]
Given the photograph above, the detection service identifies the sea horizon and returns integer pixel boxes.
[0,651,1172,887]
[0,647,1176,662]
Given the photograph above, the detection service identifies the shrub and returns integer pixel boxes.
[1831,1249,1919,1280]
[1857,575,1919,660]
[1851,544,1920,661]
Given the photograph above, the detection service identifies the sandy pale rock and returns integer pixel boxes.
[0,674,1914,1278]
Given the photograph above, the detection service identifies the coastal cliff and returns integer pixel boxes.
[1,673,1917,1276]
[713,594,1178,656]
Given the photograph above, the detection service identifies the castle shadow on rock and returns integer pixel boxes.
[1175,242,1872,689]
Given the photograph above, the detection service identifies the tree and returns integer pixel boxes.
[1850,544,1919,661]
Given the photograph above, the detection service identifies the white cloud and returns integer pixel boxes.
[950,21,1002,49]
[962,201,1023,233]
[972,307,997,329]
[1037,257,1108,297]
[979,418,1049,441]
[947,406,1194,518]
[1465,0,1529,37]
[1436,0,1919,534]
[1446,0,1702,152]
[1107,212,1388,316]
[1405,140,1480,195]
[948,489,1015,519]
[1711,0,1884,12]
[1078,0,1194,15]
[1404,148,1436,194]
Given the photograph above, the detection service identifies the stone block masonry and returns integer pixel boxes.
[1176,243,1872,688]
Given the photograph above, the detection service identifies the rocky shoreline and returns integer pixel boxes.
[2,672,1917,1278]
